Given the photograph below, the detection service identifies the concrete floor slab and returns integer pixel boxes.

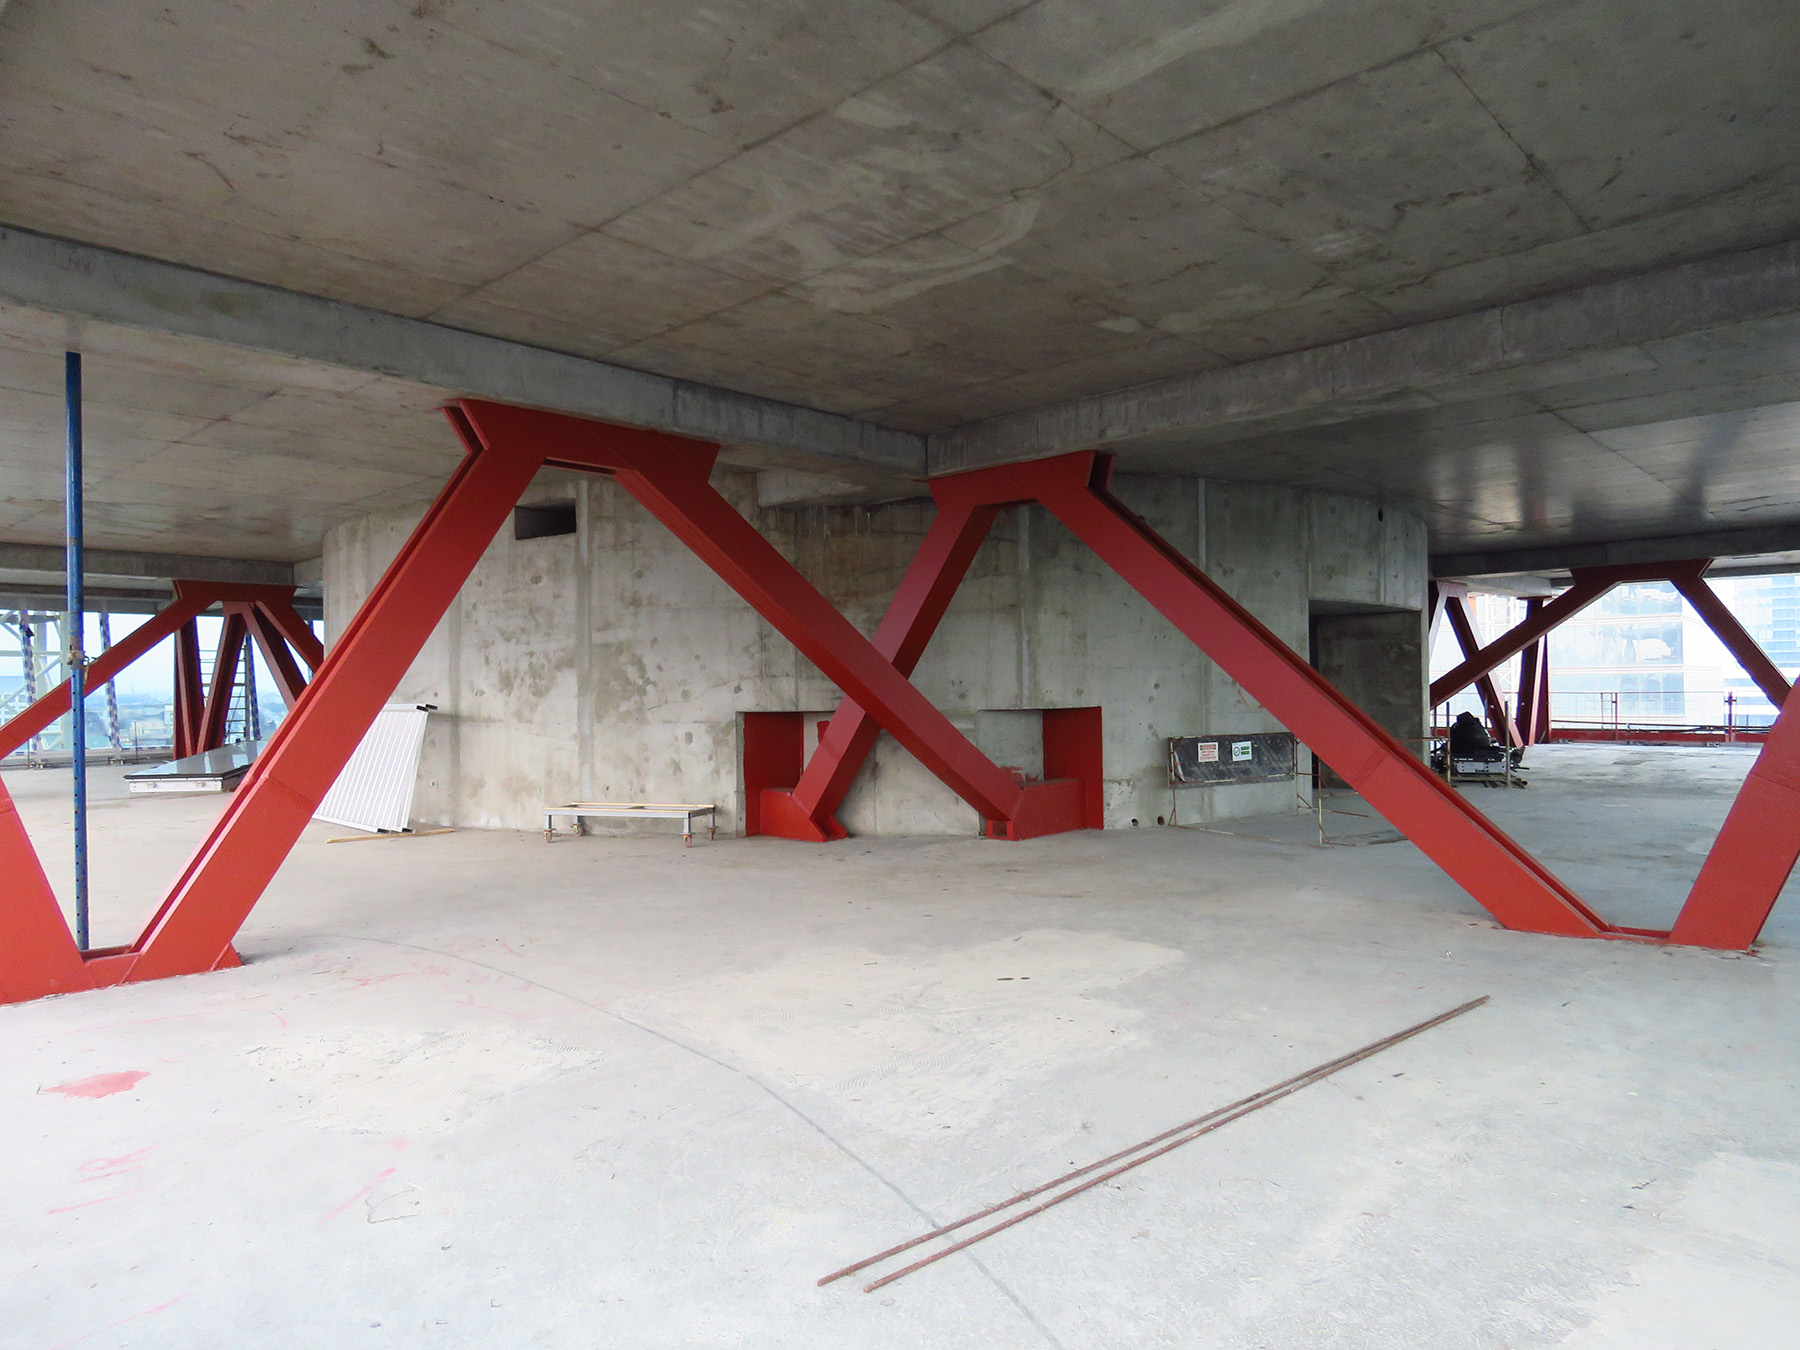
[1,745,1796,1346]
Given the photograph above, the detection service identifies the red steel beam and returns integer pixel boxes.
[1514,599,1548,747]
[3,402,1081,1003]
[902,452,1610,938]
[764,492,1004,841]
[14,402,1796,1009]
[1431,574,1611,706]
[170,582,323,672]
[1440,590,1521,748]
[196,611,249,752]
[0,776,90,1002]
[0,586,312,761]
[252,596,324,671]
[468,399,1075,837]
[170,618,205,760]
[1668,569,1792,710]
[244,604,311,707]
[0,585,293,1002]
[1670,688,1800,948]
[1432,560,1721,705]
[121,399,1084,984]
[0,594,209,759]
[119,407,545,983]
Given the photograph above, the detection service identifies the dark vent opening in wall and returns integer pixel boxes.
[514,503,577,540]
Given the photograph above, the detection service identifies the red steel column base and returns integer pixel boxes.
[760,788,847,842]
[990,779,1089,840]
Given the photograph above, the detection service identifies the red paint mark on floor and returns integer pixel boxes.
[321,1166,397,1222]
[453,991,541,1019]
[78,1147,153,1180]
[53,1013,205,1037]
[44,1295,184,1349]
[46,1187,149,1215]
[42,1071,148,1099]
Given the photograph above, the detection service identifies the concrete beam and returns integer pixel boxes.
[0,584,323,618]
[0,584,170,615]
[1433,521,1800,579]
[0,541,293,585]
[0,226,924,476]
[931,240,1800,473]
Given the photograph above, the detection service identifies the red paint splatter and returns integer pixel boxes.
[321,1166,397,1222]
[350,971,406,987]
[45,1295,184,1349]
[43,1071,148,1099]
[452,992,541,1019]
[46,1188,149,1215]
[78,1147,152,1180]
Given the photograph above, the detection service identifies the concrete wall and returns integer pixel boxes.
[323,471,1426,836]
[1310,608,1430,788]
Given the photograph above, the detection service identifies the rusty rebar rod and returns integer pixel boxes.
[823,995,1489,1292]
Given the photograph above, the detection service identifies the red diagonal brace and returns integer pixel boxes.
[1670,686,1800,948]
[465,400,1073,838]
[253,596,324,671]
[1431,573,1612,706]
[1668,569,1792,710]
[171,617,205,759]
[0,593,210,758]
[117,401,1078,986]
[762,492,1004,841]
[245,604,311,706]
[1514,599,1551,746]
[1439,587,1521,747]
[119,409,547,982]
[996,453,1609,938]
[0,776,89,1002]
[197,610,249,752]
[16,401,1799,1011]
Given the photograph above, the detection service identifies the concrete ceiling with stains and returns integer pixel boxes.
[0,0,1798,560]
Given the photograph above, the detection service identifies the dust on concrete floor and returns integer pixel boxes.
[1,745,1796,1347]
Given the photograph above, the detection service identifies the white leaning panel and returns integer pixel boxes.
[314,703,432,833]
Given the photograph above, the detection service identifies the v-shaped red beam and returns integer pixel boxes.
[5,402,1795,1007]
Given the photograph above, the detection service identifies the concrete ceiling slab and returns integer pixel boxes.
[1444,1,1800,230]
[418,0,950,150]
[599,43,1130,288]
[430,233,775,363]
[1148,49,1587,296]
[970,0,1543,151]
[0,0,1798,569]
[0,306,464,560]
